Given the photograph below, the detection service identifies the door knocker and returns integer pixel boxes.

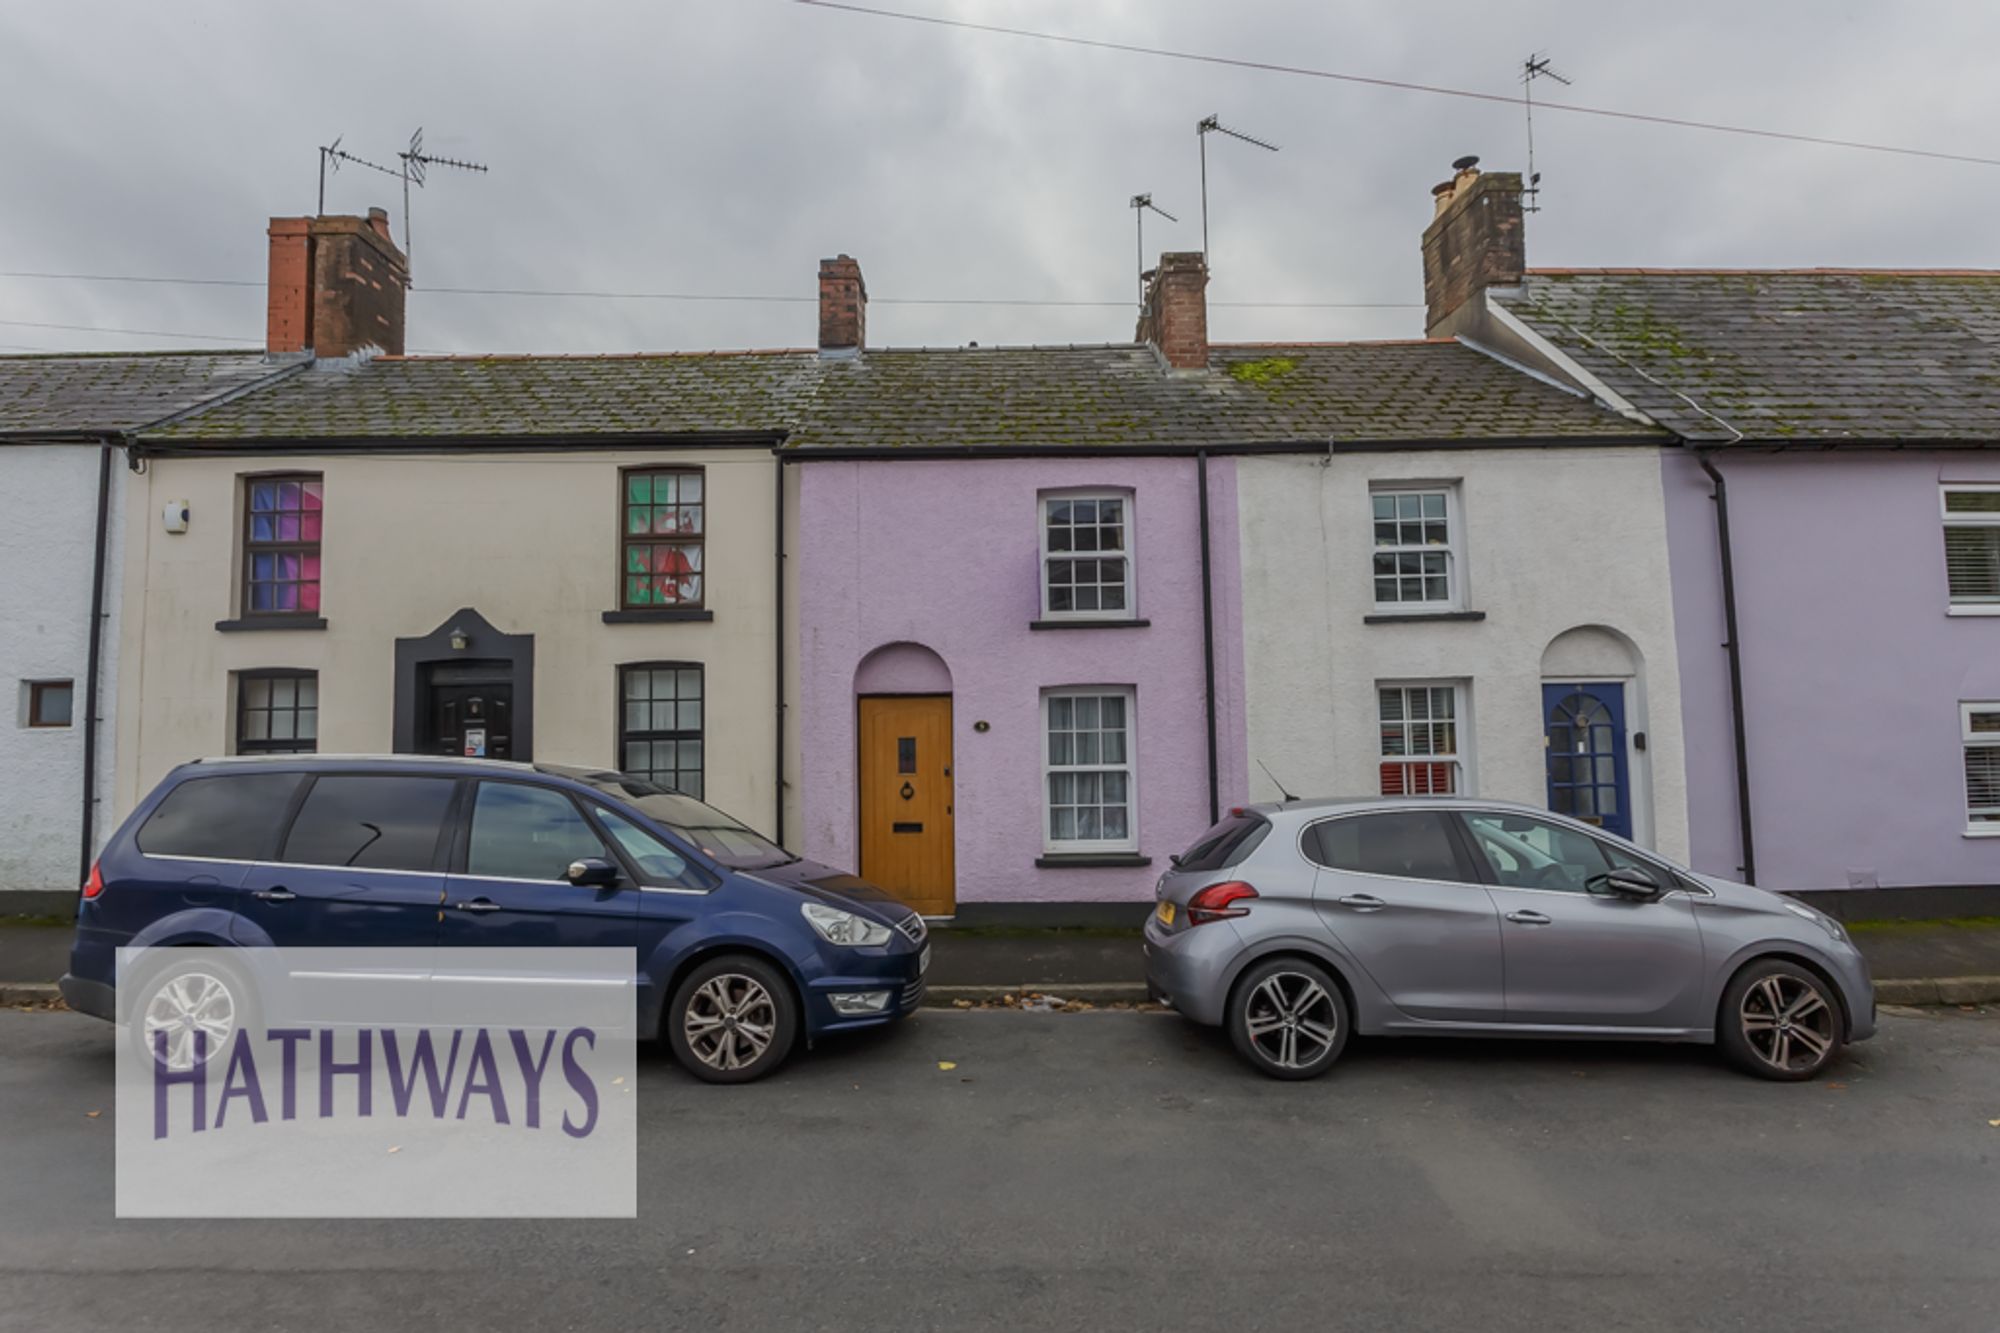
[900,782,915,801]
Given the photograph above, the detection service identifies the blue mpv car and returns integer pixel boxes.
[63,756,930,1082]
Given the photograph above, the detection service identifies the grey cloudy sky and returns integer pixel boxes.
[2,1,1995,356]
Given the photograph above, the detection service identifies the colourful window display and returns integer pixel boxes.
[622,468,705,608]
[243,474,324,615]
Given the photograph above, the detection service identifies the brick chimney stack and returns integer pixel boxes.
[818,255,867,356]
[266,208,409,358]
[1420,156,1524,337]
[1135,252,1209,370]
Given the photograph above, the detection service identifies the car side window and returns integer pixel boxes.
[1307,811,1465,882]
[593,806,695,887]
[281,776,457,872]
[136,772,307,861]
[465,783,610,882]
[1461,812,1615,894]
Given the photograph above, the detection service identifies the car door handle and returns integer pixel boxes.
[1506,910,1553,926]
[1337,893,1387,911]
[453,899,501,913]
[252,888,297,902]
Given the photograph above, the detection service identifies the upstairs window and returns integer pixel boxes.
[622,468,704,609]
[1372,485,1459,610]
[1378,683,1463,796]
[243,474,324,616]
[1943,486,2000,610]
[1965,704,2000,831]
[1041,493,1133,619]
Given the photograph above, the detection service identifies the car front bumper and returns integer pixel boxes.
[804,942,930,1035]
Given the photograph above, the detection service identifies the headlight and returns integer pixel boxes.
[1784,902,1847,943]
[801,901,893,947]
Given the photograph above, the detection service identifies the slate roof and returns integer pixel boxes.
[1497,270,2000,444]
[147,351,822,443]
[138,340,1655,452]
[0,350,279,438]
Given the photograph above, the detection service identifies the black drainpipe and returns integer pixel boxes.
[1196,451,1220,825]
[78,436,118,884]
[773,455,787,846]
[1697,450,1756,884]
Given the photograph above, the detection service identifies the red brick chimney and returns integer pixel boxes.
[1421,156,1524,337]
[267,207,409,358]
[1135,252,1209,370]
[818,255,866,355]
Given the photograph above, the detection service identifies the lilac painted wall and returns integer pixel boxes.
[798,456,1248,905]
[1665,449,2000,892]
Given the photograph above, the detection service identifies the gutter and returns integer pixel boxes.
[1697,450,1757,884]
[776,434,1663,462]
[1196,452,1220,825]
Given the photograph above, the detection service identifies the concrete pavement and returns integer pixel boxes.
[1,1005,1997,1331]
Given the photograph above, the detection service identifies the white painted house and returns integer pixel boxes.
[0,351,278,906]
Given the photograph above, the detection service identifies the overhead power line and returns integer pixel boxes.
[0,317,256,343]
[795,0,2000,170]
[0,272,1418,310]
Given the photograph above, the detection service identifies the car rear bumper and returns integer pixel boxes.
[1142,913,1242,1027]
[58,973,116,1022]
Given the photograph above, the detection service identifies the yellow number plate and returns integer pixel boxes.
[1156,901,1176,925]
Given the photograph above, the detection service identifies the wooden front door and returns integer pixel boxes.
[858,695,955,916]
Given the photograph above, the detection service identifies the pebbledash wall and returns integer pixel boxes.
[0,445,123,894]
[795,456,1248,907]
[111,446,788,837]
[1237,446,1691,861]
[1665,449,2000,892]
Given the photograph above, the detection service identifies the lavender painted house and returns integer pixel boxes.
[1431,204,2000,902]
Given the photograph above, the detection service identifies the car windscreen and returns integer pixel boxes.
[1173,811,1270,873]
[563,770,794,869]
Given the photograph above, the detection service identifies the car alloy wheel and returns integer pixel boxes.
[1227,957,1350,1080]
[138,968,240,1071]
[1737,972,1837,1076]
[682,973,779,1074]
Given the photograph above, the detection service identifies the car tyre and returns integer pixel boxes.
[1227,957,1350,1081]
[124,952,259,1074]
[666,954,800,1085]
[1718,959,1844,1082]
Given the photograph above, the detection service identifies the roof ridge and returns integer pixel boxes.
[0,348,265,361]
[381,348,815,362]
[1212,339,1458,349]
[1527,267,2000,278]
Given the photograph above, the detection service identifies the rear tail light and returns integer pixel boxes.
[81,862,105,900]
[1186,880,1257,925]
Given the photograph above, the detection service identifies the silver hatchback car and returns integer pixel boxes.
[1143,798,1875,1081]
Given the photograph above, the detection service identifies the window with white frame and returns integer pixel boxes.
[1043,689,1136,851]
[1942,486,2000,609]
[1964,703,2000,830]
[1377,683,1465,796]
[1371,485,1460,610]
[1041,493,1133,619]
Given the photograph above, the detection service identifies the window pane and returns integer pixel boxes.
[1309,812,1463,881]
[1461,813,1611,893]
[282,776,454,872]
[137,773,306,861]
[1945,490,2000,514]
[31,683,74,727]
[466,783,606,881]
[595,806,691,885]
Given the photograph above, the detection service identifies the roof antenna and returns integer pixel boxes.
[1521,52,1572,213]
[1256,758,1299,805]
[1197,115,1279,273]
[318,135,403,217]
[1129,193,1180,310]
[397,127,489,280]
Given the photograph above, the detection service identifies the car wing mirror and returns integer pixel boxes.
[1589,866,1661,900]
[565,857,621,889]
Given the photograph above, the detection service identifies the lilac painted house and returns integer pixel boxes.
[1435,230,2000,906]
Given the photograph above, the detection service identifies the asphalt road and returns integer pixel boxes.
[2,1006,1997,1332]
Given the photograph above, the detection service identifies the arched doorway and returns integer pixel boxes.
[854,643,954,916]
[1540,626,1645,843]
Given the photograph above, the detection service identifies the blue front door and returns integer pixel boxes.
[1542,683,1632,840]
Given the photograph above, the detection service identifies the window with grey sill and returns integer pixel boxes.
[1371,485,1461,612]
[1041,493,1134,621]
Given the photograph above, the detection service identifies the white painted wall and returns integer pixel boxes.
[0,444,121,895]
[1236,447,1689,860]
[115,448,788,838]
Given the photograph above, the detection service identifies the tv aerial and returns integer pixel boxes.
[1521,53,1572,212]
[1197,115,1279,272]
[1129,193,1180,308]
[314,128,489,278]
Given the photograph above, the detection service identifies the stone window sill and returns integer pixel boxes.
[215,617,328,632]
[1029,618,1151,631]
[602,609,715,624]
[1362,610,1486,625]
[1034,852,1153,868]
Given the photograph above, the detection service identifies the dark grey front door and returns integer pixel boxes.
[423,663,515,760]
